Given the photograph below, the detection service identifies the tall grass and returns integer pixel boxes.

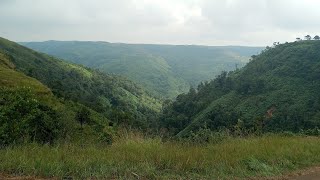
[1,135,320,179]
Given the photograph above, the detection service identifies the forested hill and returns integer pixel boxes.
[0,37,161,129]
[21,41,263,98]
[160,40,320,137]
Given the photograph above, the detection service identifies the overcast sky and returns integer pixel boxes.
[0,0,319,46]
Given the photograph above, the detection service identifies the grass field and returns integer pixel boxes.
[0,134,320,179]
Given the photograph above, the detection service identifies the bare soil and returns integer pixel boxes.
[253,166,320,180]
[0,173,55,180]
[1,167,320,180]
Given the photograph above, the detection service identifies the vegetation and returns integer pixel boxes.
[0,52,50,94]
[0,134,320,179]
[160,40,320,137]
[296,34,320,41]
[0,87,65,145]
[0,52,65,145]
[0,36,160,147]
[0,37,161,131]
[21,41,263,98]
[0,48,114,146]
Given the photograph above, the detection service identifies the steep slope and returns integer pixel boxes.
[0,37,161,129]
[160,41,320,136]
[0,50,69,144]
[0,52,50,94]
[21,41,263,98]
[0,49,115,145]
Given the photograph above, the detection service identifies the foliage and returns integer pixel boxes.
[0,52,50,94]
[75,107,91,128]
[161,41,320,137]
[0,37,161,130]
[0,39,116,145]
[0,88,64,145]
[188,127,231,144]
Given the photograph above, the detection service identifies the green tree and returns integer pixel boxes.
[76,107,91,128]
[305,35,312,40]
[0,88,63,145]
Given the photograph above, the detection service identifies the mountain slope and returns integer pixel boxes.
[0,50,71,144]
[0,37,161,129]
[160,41,320,136]
[21,41,263,98]
[137,44,263,87]
[0,52,50,94]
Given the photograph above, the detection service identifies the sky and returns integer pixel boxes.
[0,0,319,46]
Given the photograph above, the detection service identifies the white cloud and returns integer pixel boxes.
[0,0,319,46]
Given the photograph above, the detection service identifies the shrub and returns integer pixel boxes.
[98,125,115,145]
[0,87,64,145]
[189,127,231,144]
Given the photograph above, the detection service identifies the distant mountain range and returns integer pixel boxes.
[21,41,263,98]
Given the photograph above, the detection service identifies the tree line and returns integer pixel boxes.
[296,35,320,41]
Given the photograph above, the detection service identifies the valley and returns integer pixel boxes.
[21,41,263,98]
[0,37,320,179]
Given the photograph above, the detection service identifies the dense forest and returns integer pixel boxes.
[22,41,263,98]
[160,40,320,138]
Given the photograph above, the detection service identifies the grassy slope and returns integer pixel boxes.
[0,51,64,109]
[0,52,50,94]
[21,41,263,98]
[0,135,319,179]
[0,50,77,128]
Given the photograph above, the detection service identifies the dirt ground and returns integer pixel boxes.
[253,166,320,180]
[0,174,55,180]
[1,167,320,180]
[282,166,320,180]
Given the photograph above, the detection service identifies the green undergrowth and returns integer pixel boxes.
[1,135,319,179]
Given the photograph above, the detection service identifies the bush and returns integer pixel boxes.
[188,127,231,144]
[98,125,115,145]
[0,87,64,145]
[299,127,320,136]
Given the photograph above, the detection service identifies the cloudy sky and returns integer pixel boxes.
[0,0,318,46]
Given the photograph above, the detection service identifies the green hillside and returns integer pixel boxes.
[0,52,50,94]
[21,41,263,98]
[160,41,320,137]
[0,37,161,131]
[0,50,72,145]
